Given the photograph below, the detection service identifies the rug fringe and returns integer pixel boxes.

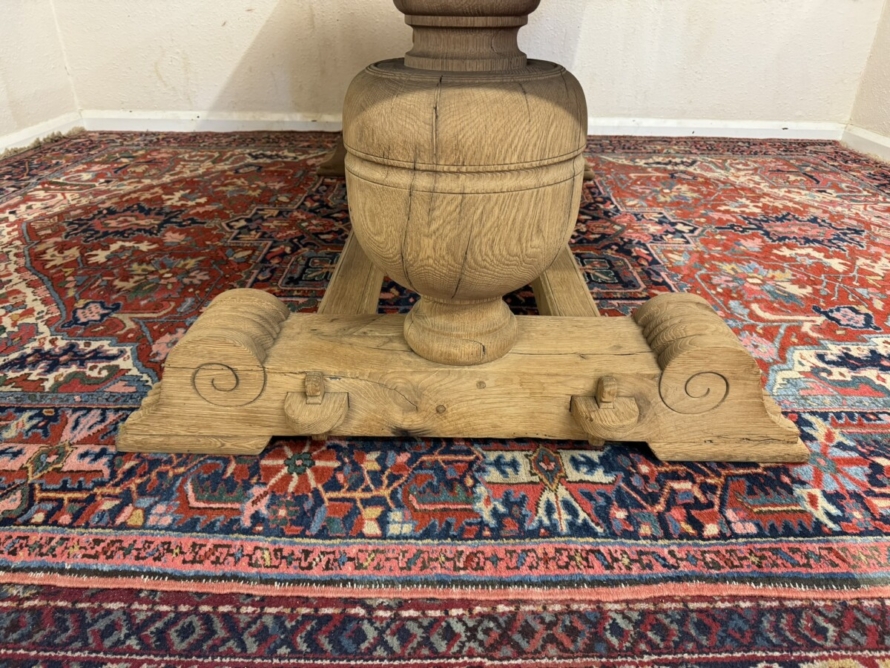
[0,126,85,162]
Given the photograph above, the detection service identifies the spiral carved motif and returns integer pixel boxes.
[164,288,290,409]
[659,369,729,415]
[191,363,266,408]
[634,293,752,416]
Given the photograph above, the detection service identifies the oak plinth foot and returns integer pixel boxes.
[567,293,807,463]
[114,239,804,462]
[116,381,273,455]
[404,297,519,366]
[117,284,804,463]
[116,289,290,455]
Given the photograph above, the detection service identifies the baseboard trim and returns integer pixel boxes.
[80,110,342,133]
[586,118,845,140]
[78,112,847,140]
[0,112,83,154]
[1,112,851,149]
[842,125,890,164]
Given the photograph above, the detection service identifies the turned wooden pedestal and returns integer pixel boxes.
[116,0,806,463]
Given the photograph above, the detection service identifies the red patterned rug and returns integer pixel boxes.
[1,131,890,666]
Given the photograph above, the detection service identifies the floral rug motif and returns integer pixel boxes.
[1,132,890,666]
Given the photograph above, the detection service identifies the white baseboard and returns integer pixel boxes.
[842,125,890,164]
[80,110,343,133]
[79,112,847,140]
[1,112,851,153]
[82,110,844,140]
[586,118,845,140]
[0,112,83,153]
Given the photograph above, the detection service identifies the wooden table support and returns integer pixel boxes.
[532,246,600,318]
[117,236,807,462]
[116,0,805,464]
[317,234,384,316]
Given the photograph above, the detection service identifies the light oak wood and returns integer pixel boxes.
[571,395,640,439]
[114,0,805,464]
[343,0,588,365]
[394,1,541,73]
[318,133,595,183]
[532,245,600,317]
[317,234,384,316]
[284,391,349,436]
[117,290,807,462]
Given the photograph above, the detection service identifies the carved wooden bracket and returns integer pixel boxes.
[284,373,349,440]
[571,376,641,443]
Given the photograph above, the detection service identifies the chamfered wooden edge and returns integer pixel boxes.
[317,234,384,316]
[115,288,807,464]
[532,245,600,317]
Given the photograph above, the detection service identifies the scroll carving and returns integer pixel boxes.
[166,289,290,407]
[634,293,755,415]
[191,362,266,408]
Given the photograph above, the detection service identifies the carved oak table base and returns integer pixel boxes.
[118,0,805,463]
[117,239,807,463]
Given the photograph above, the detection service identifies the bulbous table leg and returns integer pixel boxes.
[316,133,596,183]
[342,3,587,367]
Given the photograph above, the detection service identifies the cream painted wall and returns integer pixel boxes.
[852,2,890,137]
[532,0,883,125]
[53,0,410,123]
[0,0,78,146]
[1,0,888,146]
[51,0,884,129]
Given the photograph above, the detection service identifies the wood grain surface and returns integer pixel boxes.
[118,291,806,463]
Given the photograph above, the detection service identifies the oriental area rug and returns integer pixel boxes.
[1,131,890,667]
